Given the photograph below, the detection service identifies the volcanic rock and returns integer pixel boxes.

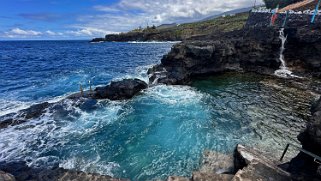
[94,78,148,100]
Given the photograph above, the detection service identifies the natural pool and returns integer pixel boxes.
[0,73,316,180]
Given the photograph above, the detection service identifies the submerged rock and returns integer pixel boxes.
[94,78,148,100]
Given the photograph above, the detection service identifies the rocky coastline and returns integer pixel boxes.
[1,12,321,180]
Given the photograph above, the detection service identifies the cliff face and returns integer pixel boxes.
[148,13,321,85]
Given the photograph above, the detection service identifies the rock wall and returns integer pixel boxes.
[246,12,321,28]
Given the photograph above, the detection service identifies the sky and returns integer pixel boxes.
[0,0,263,40]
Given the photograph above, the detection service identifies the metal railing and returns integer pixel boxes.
[280,143,321,164]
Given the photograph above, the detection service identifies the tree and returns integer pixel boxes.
[263,0,302,9]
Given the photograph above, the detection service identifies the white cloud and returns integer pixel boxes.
[81,0,263,34]
[8,28,42,36]
[66,27,118,37]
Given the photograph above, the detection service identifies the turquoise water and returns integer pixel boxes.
[0,41,315,180]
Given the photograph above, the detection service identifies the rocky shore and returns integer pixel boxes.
[1,12,321,180]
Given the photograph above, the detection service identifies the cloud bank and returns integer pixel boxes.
[1,0,263,39]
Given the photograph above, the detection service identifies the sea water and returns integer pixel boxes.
[0,41,315,180]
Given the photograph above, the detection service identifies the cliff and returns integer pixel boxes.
[91,13,249,42]
[148,12,321,85]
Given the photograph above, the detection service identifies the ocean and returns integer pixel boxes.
[0,41,314,180]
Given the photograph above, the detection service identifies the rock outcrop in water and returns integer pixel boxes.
[67,78,148,100]
[93,78,148,100]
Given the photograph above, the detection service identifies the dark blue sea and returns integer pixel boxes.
[0,41,313,180]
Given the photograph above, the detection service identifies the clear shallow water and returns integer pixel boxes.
[0,41,317,180]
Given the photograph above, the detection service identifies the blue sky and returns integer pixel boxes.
[0,0,262,40]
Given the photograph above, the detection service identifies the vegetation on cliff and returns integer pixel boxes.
[92,12,249,42]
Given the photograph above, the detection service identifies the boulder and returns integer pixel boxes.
[94,79,148,100]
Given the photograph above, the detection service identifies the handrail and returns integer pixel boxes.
[280,143,321,164]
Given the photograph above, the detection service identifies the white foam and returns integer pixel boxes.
[142,85,206,105]
[59,156,119,176]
